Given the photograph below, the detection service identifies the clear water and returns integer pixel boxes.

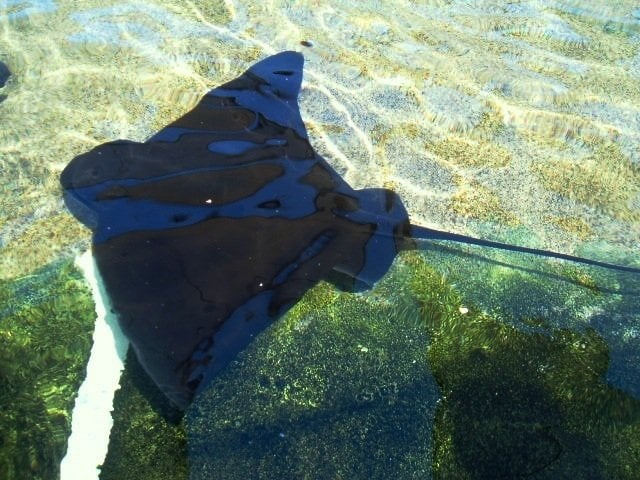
[1,1,639,479]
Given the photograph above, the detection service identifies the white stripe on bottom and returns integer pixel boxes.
[60,251,129,480]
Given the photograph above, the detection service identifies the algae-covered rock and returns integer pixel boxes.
[401,252,640,479]
[0,260,95,480]
[187,257,439,480]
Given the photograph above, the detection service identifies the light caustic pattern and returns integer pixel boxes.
[0,0,639,278]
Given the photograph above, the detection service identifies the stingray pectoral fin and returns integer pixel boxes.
[328,228,400,292]
[268,231,342,313]
[410,225,640,274]
[192,291,277,396]
[60,140,147,191]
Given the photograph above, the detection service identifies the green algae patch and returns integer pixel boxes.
[100,349,188,480]
[548,215,593,240]
[0,212,90,280]
[428,320,640,479]
[450,179,520,226]
[429,136,512,168]
[0,260,95,480]
[186,257,438,480]
[545,12,637,63]
[532,140,640,221]
[188,0,233,26]
[426,105,512,169]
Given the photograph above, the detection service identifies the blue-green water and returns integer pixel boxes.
[0,1,639,479]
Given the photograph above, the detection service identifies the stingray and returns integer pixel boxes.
[60,51,639,409]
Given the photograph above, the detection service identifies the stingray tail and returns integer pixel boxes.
[408,225,640,274]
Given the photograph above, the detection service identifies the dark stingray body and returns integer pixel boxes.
[61,52,411,408]
[61,51,638,409]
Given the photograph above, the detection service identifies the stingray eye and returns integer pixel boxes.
[258,199,281,209]
[83,164,103,182]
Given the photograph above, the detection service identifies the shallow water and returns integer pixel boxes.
[1,1,639,479]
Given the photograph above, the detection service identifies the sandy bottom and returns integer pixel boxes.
[0,0,639,281]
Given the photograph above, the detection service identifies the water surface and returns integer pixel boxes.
[0,1,639,479]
